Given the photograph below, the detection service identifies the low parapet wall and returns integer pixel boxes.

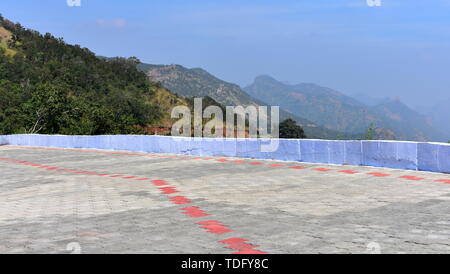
[1,134,449,174]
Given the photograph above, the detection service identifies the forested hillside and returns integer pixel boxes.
[0,16,183,135]
[140,63,356,139]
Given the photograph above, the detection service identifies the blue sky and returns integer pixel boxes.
[2,0,450,108]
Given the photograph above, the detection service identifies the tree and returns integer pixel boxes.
[22,83,70,134]
[365,123,376,140]
[279,118,306,139]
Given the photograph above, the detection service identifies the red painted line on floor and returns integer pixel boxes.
[367,172,390,177]
[135,178,150,181]
[196,220,221,226]
[339,170,358,174]
[152,180,168,186]
[180,206,209,218]
[314,168,333,172]
[250,162,263,165]
[219,238,250,244]
[224,243,258,250]
[400,175,424,181]
[270,164,284,167]
[159,186,179,194]
[289,166,305,170]
[196,220,234,234]
[3,157,252,252]
[436,179,450,184]
[233,249,267,254]
[234,160,246,163]
[169,196,192,205]
[219,238,266,254]
[216,159,229,162]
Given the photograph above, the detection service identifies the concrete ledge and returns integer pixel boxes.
[362,141,418,170]
[1,134,449,174]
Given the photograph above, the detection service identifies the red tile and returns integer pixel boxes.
[367,172,390,177]
[180,207,209,218]
[315,168,332,172]
[233,249,267,254]
[225,243,258,250]
[152,180,168,186]
[170,196,191,204]
[207,228,233,234]
[196,220,222,226]
[400,176,424,181]
[219,238,249,244]
[159,187,179,194]
[289,166,305,169]
[339,170,358,174]
[270,164,284,167]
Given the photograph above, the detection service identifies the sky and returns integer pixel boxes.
[1,0,450,108]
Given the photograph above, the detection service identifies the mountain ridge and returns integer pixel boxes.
[138,63,360,139]
[244,75,447,142]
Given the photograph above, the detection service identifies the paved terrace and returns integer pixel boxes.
[0,145,449,254]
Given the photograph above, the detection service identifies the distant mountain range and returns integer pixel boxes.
[138,64,359,139]
[244,75,447,142]
[415,100,450,140]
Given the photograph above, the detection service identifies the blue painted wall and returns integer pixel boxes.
[1,134,449,174]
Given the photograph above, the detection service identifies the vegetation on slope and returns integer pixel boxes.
[0,16,182,135]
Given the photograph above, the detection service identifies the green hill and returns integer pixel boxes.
[0,16,184,135]
[138,63,355,139]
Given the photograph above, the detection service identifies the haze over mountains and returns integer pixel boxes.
[140,63,359,140]
[244,75,447,142]
[139,64,448,142]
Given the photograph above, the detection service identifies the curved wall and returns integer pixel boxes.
[1,134,449,174]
